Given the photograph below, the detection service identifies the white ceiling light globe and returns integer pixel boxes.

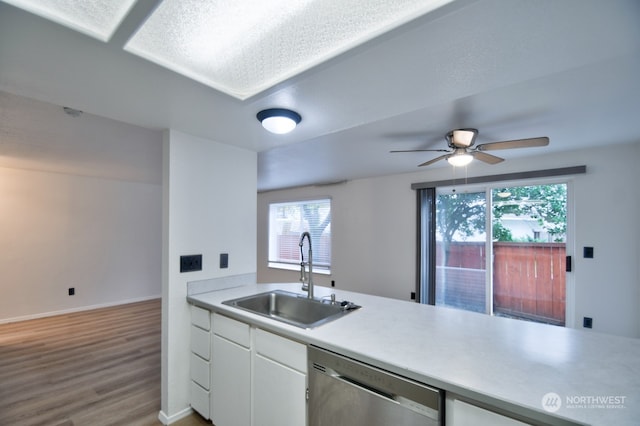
[261,116,298,134]
[447,152,473,167]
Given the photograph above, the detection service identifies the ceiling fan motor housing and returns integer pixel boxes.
[447,128,478,148]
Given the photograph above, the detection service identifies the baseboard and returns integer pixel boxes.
[158,407,194,425]
[0,294,161,324]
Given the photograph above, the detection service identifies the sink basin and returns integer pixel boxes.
[222,290,360,329]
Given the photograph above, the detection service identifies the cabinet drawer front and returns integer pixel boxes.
[255,328,307,373]
[190,381,210,420]
[212,313,251,348]
[190,353,210,390]
[191,305,210,330]
[191,325,211,360]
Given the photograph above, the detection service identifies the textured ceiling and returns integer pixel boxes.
[1,0,136,41]
[0,0,639,190]
[125,0,453,99]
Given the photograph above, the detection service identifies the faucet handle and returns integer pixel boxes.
[299,262,306,283]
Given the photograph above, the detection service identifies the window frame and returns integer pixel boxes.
[267,197,332,274]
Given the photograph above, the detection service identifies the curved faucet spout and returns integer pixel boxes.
[299,231,311,246]
[298,232,314,299]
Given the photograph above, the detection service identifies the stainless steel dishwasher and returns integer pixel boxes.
[308,346,443,425]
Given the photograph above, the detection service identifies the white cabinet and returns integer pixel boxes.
[189,306,308,426]
[253,329,307,426]
[211,313,251,426]
[446,397,531,426]
[189,305,211,419]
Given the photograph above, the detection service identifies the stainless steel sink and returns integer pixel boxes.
[222,290,360,329]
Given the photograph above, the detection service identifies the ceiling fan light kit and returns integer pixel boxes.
[257,108,302,134]
[447,149,473,167]
[391,128,549,168]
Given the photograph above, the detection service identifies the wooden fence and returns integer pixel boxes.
[437,242,566,325]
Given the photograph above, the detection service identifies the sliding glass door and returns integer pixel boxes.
[425,182,568,326]
[434,189,488,313]
[490,184,567,325]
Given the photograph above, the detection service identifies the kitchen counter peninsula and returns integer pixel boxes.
[188,282,640,426]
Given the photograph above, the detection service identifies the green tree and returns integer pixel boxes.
[436,184,567,250]
[436,191,485,266]
[492,184,566,242]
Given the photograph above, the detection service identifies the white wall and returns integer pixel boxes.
[0,166,162,322]
[161,129,257,421]
[258,141,640,338]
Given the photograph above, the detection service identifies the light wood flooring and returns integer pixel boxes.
[0,299,210,426]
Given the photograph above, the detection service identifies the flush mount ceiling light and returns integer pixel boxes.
[446,149,473,167]
[257,109,302,134]
[124,0,454,100]
[2,0,137,41]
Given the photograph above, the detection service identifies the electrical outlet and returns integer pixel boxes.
[68,287,75,296]
[180,254,202,273]
[410,292,416,300]
[583,317,593,328]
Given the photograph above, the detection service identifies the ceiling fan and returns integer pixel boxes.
[390,128,549,167]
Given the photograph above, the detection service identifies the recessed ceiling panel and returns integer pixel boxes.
[125,0,453,100]
[1,0,136,41]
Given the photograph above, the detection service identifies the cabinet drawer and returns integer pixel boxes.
[190,352,210,390]
[190,380,210,419]
[255,328,307,373]
[191,305,210,331]
[212,313,251,348]
[190,325,211,360]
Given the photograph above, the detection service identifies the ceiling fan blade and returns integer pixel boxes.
[476,137,549,151]
[390,149,450,153]
[471,151,504,164]
[418,154,449,167]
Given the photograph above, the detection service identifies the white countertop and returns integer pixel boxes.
[188,283,640,426]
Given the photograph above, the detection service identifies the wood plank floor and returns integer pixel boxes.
[0,299,183,426]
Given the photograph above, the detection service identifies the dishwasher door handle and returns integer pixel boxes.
[335,374,395,401]
[327,369,440,421]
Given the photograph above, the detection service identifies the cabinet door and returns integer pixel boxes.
[253,353,307,426]
[211,334,251,426]
[447,398,530,426]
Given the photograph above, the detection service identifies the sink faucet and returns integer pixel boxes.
[299,232,314,299]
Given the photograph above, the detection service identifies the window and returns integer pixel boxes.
[268,199,331,272]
